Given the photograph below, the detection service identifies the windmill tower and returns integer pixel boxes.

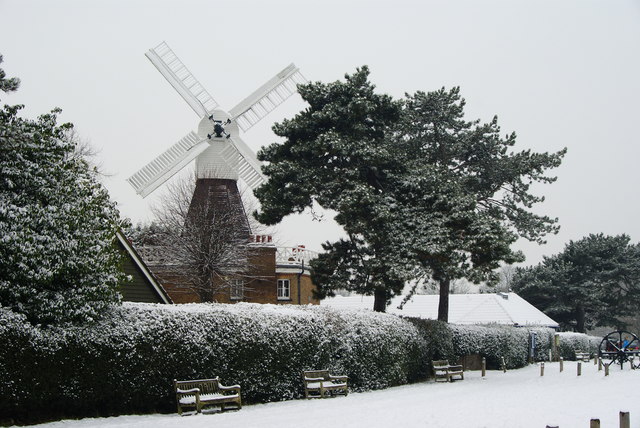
[127,41,305,237]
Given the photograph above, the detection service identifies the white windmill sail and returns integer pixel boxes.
[229,63,306,132]
[127,132,209,197]
[146,42,219,118]
[129,41,305,199]
[227,136,266,189]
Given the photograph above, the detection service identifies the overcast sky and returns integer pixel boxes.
[1,0,639,266]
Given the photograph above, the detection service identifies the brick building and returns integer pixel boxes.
[133,234,319,306]
[120,179,320,306]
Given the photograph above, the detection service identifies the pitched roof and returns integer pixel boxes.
[116,230,173,304]
[321,292,559,328]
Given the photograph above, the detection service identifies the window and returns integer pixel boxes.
[229,279,244,300]
[277,279,291,300]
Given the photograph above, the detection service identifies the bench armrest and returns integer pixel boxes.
[219,384,241,393]
[329,375,348,381]
[177,387,200,395]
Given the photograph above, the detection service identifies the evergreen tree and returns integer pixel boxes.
[0,58,124,326]
[513,233,640,332]
[255,67,410,311]
[255,67,565,316]
[388,88,565,321]
[0,55,19,93]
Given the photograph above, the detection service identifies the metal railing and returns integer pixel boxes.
[276,246,318,266]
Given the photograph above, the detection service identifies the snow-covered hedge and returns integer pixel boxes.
[405,318,600,369]
[407,319,556,369]
[0,303,427,424]
[450,324,529,368]
[0,301,600,424]
[557,332,600,359]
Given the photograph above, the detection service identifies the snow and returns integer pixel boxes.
[21,362,639,428]
[322,293,559,328]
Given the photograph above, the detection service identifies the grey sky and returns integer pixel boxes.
[1,0,639,265]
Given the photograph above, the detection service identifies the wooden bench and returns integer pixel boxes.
[174,377,241,415]
[432,360,464,382]
[302,369,348,398]
[575,351,590,362]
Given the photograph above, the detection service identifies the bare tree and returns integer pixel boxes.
[64,128,109,176]
[450,278,474,294]
[498,265,517,292]
[135,173,266,302]
[479,264,516,293]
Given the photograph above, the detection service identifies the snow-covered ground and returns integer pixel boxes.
[24,362,639,428]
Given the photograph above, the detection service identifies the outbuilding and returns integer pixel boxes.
[322,292,559,328]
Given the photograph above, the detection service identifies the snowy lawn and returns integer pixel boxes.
[24,362,639,428]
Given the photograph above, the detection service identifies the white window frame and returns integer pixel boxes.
[277,279,291,301]
[230,279,244,300]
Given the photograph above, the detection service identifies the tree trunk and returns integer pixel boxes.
[373,288,387,312]
[575,303,586,333]
[437,278,451,322]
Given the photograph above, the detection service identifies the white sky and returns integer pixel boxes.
[1,0,639,265]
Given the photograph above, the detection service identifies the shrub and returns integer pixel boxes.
[557,332,600,360]
[404,318,455,363]
[405,319,557,370]
[448,324,530,369]
[0,105,124,327]
[0,303,428,424]
[1,299,601,425]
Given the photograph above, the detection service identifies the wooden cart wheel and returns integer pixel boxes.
[598,330,640,369]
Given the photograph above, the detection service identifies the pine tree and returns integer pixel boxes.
[254,67,565,316]
[513,234,640,332]
[255,67,410,311]
[0,58,124,326]
[388,88,565,321]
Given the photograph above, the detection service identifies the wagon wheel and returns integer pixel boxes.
[598,330,640,369]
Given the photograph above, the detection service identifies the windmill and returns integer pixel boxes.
[127,41,305,237]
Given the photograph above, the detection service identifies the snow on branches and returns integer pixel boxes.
[0,104,124,326]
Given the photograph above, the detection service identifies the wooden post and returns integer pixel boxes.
[577,362,582,376]
[590,418,600,428]
[593,355,597,365]
[548,349,553,362]
[540,362,545,376]
[546,425,559,428]
[605,364,610,376]
[620,411,630,428]
[598,358,602,371]
[559,357,564,372]
[481,357,486,377]
[501,357,506,373]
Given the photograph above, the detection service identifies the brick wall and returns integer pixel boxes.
[147,246,320,305]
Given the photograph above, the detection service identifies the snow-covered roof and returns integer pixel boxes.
[321,292,559,328]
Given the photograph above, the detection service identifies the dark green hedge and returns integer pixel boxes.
[0,303,426,425]
[0,302,597,425]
